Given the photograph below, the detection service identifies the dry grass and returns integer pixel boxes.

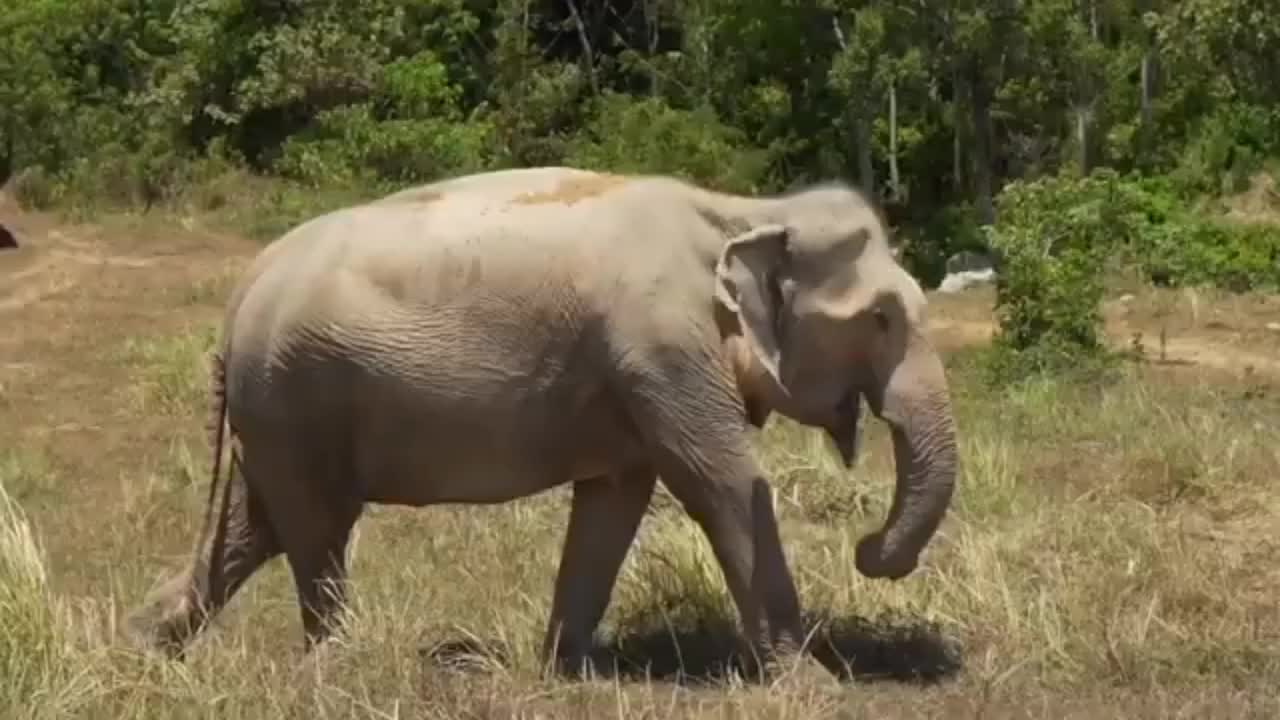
[1222,172,1280,227]
[1,199,1279,718]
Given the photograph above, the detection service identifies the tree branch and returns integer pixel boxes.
[564,0,599,95]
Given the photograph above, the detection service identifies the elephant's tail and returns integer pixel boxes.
[189,348,234,584]
[206,347,229,474]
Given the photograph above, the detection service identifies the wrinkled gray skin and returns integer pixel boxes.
[127,167,958,675]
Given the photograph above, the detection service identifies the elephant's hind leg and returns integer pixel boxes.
[250,439,364,650]
[277,500,362,650]
[542,466,657,676]
[129,454,280,657]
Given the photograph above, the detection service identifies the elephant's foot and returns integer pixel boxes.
[299,610,352,655]
[735,629,833,684]
[123,579,202,661]
[540,630,614,681]
[122,591,195,661]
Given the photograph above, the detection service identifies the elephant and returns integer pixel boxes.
[127,166,959,676]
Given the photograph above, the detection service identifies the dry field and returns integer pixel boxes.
[2,192,1279,718]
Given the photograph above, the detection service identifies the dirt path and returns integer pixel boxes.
[924,285,1280,381]
[1,205,249,368]
[0,197,261,590]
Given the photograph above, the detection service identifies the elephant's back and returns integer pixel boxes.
[219,203,608,419]
[374,166,605,206]
[216,168,707,418]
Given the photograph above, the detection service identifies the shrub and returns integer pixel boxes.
[1144,218,1280,292]
[274,50,498,188]
[274,105,497,188]
[565,93,773,194]
[1095,172,1280,292]
[983,166,1280,383]
[1173,104,1280,196]
[8,166,58,210]
[982,172,1129,382]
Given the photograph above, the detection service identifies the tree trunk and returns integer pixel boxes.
[564,0,599,95]
[1079,0,1099,175]
[855,112,875,198]
[831,17,875,197]
[888,74,901,202]
[969,70,994,225]
[646,0,661,96]
[952,66,964,195]
[1140,53,1154,127]
[1077,107,1093,175]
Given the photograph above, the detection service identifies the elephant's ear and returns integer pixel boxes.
[714,224,792,386]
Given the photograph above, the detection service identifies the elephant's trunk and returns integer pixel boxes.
[856,335,958,580]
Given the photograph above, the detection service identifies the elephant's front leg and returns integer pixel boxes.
[657,457,806,676]
[542,466,656,676]
[621,356,807,678]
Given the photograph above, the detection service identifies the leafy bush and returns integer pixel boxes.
[275,105,496,187]
[9,166,58,210]
[983,172,1123,382]
[1085,172,1280,292]
[1144,219,1280,292]
[983,166,1280,382]
[53,140,192,216]
[565,93,773,194]
[275,51,498,187]
[1173,104,1280,196]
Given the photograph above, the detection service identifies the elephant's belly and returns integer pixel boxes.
[359,433,639,506]
[353,392,645,507]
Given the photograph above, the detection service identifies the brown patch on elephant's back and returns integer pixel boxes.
[509,174,629,206]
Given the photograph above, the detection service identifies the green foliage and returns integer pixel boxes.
[274,48,498,186]
[1172,104,1280,196]
[208,174,386,243]
[983,164,1280,382]
[0,0,1277,297]
[1047,170,1280,292]
[9,167,58,210]
[565,93,771,193]
[1144,217,1280,292]
[984,172,1122,382]
[275,104,496,187]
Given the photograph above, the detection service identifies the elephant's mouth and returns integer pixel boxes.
[822,390,863,468]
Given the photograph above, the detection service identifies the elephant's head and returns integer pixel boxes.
[712,184,958,581]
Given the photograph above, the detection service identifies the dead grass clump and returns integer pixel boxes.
[1224,171,1280,226]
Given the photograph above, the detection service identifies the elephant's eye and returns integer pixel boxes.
[873,308,890,333]
[768,272,788,338]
